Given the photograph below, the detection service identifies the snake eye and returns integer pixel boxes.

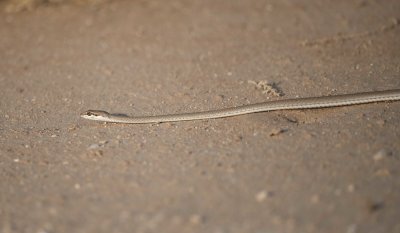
[87,111,98,116]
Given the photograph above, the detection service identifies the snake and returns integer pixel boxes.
[80,89,400,124]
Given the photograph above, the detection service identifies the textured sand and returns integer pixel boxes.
[1,1,400,232]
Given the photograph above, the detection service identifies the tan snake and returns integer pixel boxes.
[81,89,400,124]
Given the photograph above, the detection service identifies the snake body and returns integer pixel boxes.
[81,89,400,124]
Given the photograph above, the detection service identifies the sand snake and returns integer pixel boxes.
[81,89,400,124]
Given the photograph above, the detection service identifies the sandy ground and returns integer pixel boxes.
[1,0,400,232]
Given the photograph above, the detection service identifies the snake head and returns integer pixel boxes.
[80,110,110,121]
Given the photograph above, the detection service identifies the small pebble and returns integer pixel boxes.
[189,214,202,224]
[376,119,385,126]
[255,190,267,202]
[88,144,99,149]
[374,168,390,177]
[88,140,108,149]
[373,149,387,161]
[347,184,355,193]
[269,128,288,137]
[368,201,384,213]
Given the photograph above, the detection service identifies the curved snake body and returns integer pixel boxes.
[81,89,400,124]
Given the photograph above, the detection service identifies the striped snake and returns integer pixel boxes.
[80,89,400,124]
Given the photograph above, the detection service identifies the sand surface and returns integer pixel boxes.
[1,0,400,232]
